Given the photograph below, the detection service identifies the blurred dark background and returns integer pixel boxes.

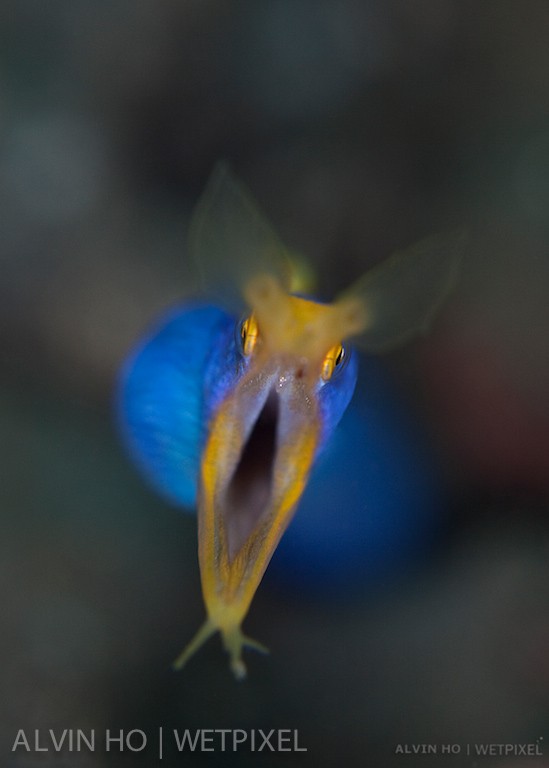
[2,1,549,766]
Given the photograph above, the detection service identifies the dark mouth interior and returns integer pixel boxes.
[224,390,279,561]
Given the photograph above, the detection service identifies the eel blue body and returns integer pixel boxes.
[119,311,439,590]
[119,302,358,509]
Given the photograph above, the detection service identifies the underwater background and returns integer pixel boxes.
[2,1,549,766]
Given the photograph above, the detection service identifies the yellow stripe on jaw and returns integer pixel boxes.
[175,361,320,678]
[201,383,318,625]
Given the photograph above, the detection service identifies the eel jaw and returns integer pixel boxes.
[174,366,320,677]
[224,388,280,562]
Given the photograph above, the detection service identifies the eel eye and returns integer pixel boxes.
[240,314,259,356]
[321,344,345,381]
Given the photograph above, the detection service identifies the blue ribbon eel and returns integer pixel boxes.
[117,165,461,678]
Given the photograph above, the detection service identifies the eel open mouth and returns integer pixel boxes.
[224,390,279,561]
